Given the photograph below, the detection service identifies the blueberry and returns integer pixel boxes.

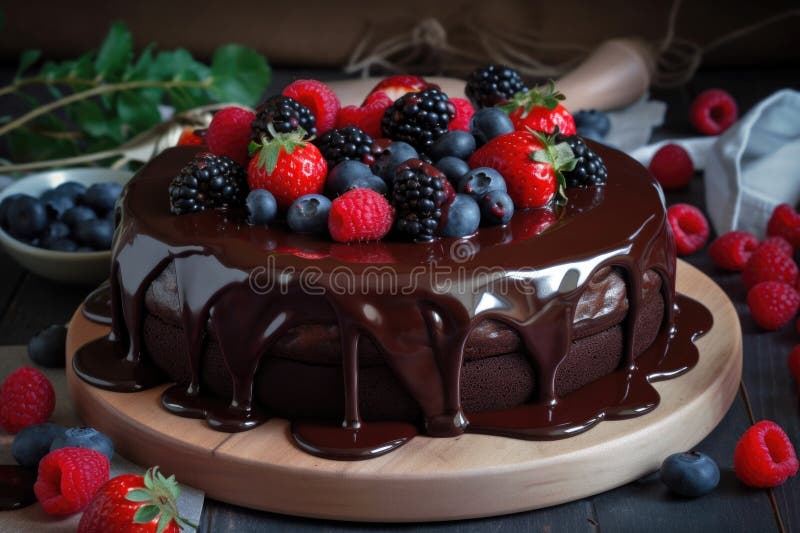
[470,108,514,146]
[459,167,507,198]
[53,181,86,202]
[574,109,611,139]
[325,161,374,197]
[62,205,96,229]
[50,427,114,460]
[40,188,75,220]
[245,189,278,226]
[430,131,476,161]
[75,219,114,249]
[480,190,515,226]
[660,451,720,498]
[6,195,48,239]
[0,193,25,229]
[371,141,418,183]
[40,222,71,249]
[441,194,481,238]
[435,157,471,184]
[50,239,79,252]
[28,324,67,368]
[287,194,332,234]
[83,182,123,215]
[12,423,68,467]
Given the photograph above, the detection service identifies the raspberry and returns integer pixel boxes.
[449,98,475,132]
[283,80,341,136]
[746,281,800,330]
[708,231,758,271]
[741,245,798,289]
[690,89,738,135]
[649,144,694,190]
[328,188,393,243]
[667,204,709,256]
[0,366,55,434]
[767,204,800,250]
[789,345,800,383]
[176,127,204,147]
[734,421,798,488]
[34,447,110,515]
[759,236,794,258]
[205,106,256,166]
[336,91,393,139]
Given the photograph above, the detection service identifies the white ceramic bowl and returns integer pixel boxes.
[0,168,133,285]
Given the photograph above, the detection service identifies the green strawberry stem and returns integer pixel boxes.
[126,467,197,533]
[528,127,576,206]
[251,124,310,174]
[498,80,566,118]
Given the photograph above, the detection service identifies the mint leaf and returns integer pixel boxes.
[209,44,270,106]
[117,91,162,133]
[71,52,96,80]
[15,50,41,79]
[95,21,133,80]
[71,101,108,138]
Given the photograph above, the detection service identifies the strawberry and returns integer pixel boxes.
[468,129,576,208]
[247,127,328,209]
[499,82,576,135]
[77,467,195,533]
[363,75,430,104]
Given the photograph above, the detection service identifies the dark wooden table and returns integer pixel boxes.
[1,68,798,532]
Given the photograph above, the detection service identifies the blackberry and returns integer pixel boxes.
[465,65,528,109]
[381,88,455,154]
[314,126,376,167]
[557,134,608,188]
[169,152,247,215]
[391,159,448,242]
[251,95,316,142]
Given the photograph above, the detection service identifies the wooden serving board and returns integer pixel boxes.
[65,260,742,522]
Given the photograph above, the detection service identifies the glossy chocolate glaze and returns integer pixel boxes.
[75,143,711,460]
[0,465,37,510]
[82,280,112,325]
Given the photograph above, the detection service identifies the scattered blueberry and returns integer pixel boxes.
[429,131,476,161]
[245,189,278,226]
[459,167,507,198]
[441,194,481,238]
[40,188,75,219]
[75,219,114,249]
[53,181,86,202]
[40,222,71,249]
[83,182,123,215]
[50,427,114,461]
[435,157,471,184]
[50,239,80,252]
[28,324,67,368]
[12,423,68,467]
[287,194,332,234]
[480,190,515,226]
[6,195,48,239]
[470,108,514,146]
[574,109,611,139]
[371,141,418,183]
[660,451,720,498]
[326,161,374,197]
[61,205,96,229]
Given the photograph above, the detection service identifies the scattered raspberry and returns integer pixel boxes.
[176,127,204,147]
[336,91,393,139]
[667,204,709,256]
[759,236,794,258]
[789,345,800,383]
[283,80,341,135]
[648,144,694,190]
[205,106,255,166]
[767,204,800,250]
[741,245,799,289]
[34,447,110,515]
[328,188,393,243]
[746,281,800,330]
[689,89,738,135]
[708,231,758,271]
[449,98,475,132]
[0,366,55,434]
[734,421,798,488]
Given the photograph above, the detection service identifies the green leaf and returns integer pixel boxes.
[71,100,108,138]
[71,52,96,80]
[7,128,78,163]
[125,489,153,503]
[117,90,162,133]
[40,60,74,80]
[133,504,160,524]
[95,21,133,80]
[208,44,270,106]
[15,50,41,78]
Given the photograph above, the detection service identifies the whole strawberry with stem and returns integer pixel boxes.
[247,126,328,209]
[77,467,196,533]
[468,128,576,208]
[499,81,576,136]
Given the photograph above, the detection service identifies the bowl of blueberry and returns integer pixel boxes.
[0,168,131,284]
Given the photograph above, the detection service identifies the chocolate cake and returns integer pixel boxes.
[74,142,712,460]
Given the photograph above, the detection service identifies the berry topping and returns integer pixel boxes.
[381,88,455,153]
[573,110,611,139]
[328,188,393,243]
[0,366,55,434]
[336,91,393,139]
[35,447,110,515]
[458,167,507,199]
[391,159,449,241]
[314,126,376,167]
[766,204,800,250]
[789,345,800,384]
[12,423,67,468]
[244,189,278,226]
[470,107,515,146]
[283,79,341,136]
[168,152,247,215]
[176,127,204,147]
[28,324,67,368]
[287,194,332,234]
[734,421,798,488]
[429,130,476,162]
[499,82,576,135]
[50,427,114,461]
[251,95,317,141]
[666,204,709,256]
[557,134,607,187]
[660,451,720,498]
[741,244,799,289]
[690,89,738,136]
[448,98,475,132]
[759,236,794,258]
[435,156,471,184]
[480,190,515,226]
[440,194,481,238]
[205,106,255,166]
[364,75,430,103]
[746,281,800,330]
[708,231,759,271]
[649,143,694,190]
[247,128,328,209]
[371,141,419,183]
[465,65,529,109]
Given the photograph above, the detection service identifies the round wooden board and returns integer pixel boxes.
[65,260,742,522]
